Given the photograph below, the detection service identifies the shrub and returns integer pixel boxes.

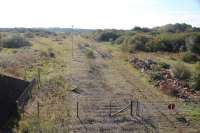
[158,62,171,69]
[150,71,164,81]
[132,26,152,32]
[85,48,94,58]
[172,62,191,80]
[95,31,120,42]
[47,48,55,58]
[159,23,192,33]
[122,34,150,52]
[115,36,126,44]
[148,34,186,52]
[2,35,31,48]
[123,33,187,52]
[192,63,200,90]
[186,34,200,55]
[182,52,198,63]
[24,32,34,38]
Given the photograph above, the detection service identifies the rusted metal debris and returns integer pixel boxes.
[129,57,156,72]
[129,57,199,100]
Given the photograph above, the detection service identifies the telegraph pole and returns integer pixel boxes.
[71,25,74,58]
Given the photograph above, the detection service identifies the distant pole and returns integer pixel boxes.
[71,25,74,58]
[0,33,2,46]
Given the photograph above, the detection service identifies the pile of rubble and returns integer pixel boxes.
[158,70,196,99]
[129,57,197,100]
[159,79,192,99]
[129,57,156,72]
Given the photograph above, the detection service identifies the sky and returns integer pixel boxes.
[0,0,199,29]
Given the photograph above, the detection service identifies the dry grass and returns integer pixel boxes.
[0,35,73,132]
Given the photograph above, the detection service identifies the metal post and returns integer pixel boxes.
[109,101,111,117]
[130,101,133,116]
[24,68,27,80]
[71,25,74,58]
[136,100,140,117]
[37,68,41,89]
[37,102,40,118]
[77,101,79,118]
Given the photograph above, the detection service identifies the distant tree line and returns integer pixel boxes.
[94,23,200,63]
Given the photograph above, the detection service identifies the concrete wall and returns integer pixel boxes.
[0,75,29,127]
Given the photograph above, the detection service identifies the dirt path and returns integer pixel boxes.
[68,39,189,133]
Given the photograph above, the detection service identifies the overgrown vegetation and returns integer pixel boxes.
[94,23,200,57]
[0,24,199,132]
[93,23,200,94]
[186,34,200,55]
[182,52,198,63]
[1,34,31,48]
[172,62,191,80]
[94,30,122,42]
[85,48,95,58]
[192,63,200,90]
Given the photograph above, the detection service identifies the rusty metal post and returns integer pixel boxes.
[37,68,41,89]
[37,102,40,118]
[77,101,79,118]
[24,68,27,80]
[130,101,133,116]
[109,101,111,117]
[136,100,140,117]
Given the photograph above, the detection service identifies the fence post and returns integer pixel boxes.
[77,101,79,118]
[37,68,41,89]
[37,102,40,118]
[136,100,140,117]
[24,68,27,80]
[109,101,111,117]
[130,101,133,116]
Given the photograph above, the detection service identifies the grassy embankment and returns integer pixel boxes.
[0,35,73,132]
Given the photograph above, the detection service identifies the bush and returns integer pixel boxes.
[85,48,94,58]
[122,34,150,52]
[172,62,191,80]
[95,31,120,42]
[115,36,126,44]
[2,35,31,48]
[192,63,200,90]
[182,52,198,63]
[48,48,55,58]
[158,62,171,69]
[150,71,164,81]
[186,34,200,55]
[122,33,187,53]
[159,23,192,33]
[148,34,186,52]
[24,32,34,38]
